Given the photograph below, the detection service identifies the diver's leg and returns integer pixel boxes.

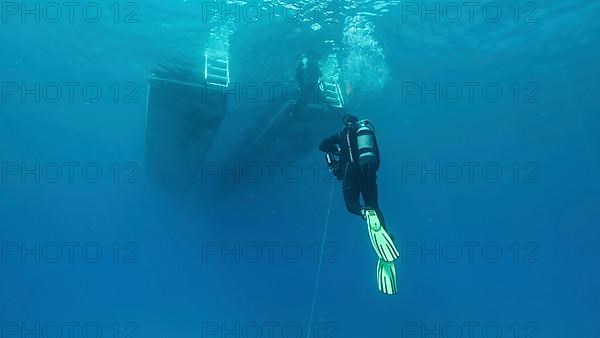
[361,172,387,229]
[361,172,399,262]
[342,163,363,217]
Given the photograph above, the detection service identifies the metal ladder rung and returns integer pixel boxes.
[207,59,228,66]
[207,64,227,70]
[207,59,228,67]
[206,78,228,86]
[206,81,228,87]
[209,59,228,65]
[207,67,228,76]
[207,74,228,81]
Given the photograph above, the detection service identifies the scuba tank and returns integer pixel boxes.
[356,119,379,171]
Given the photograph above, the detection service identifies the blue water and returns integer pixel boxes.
[1,1,599,337]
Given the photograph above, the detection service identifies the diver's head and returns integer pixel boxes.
[342,114,359,127]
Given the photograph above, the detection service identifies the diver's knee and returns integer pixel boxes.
[345,203,361,216]
[345,203,356,214]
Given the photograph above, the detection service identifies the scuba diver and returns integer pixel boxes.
[319,114,400,295]
[292,52,324,115]
[296,52,320,91]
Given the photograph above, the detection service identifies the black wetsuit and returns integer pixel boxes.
[319,126,386,227]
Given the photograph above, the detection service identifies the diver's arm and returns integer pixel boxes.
[319,133,340,153]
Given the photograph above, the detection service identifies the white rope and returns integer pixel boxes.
[307,186,335,338]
